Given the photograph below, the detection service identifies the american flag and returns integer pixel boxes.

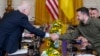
[46,0,59,20]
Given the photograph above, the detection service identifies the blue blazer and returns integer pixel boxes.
[0,10,45,53]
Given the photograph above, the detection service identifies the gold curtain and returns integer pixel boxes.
[72,0,83,25]
[34,0,53,25]
[35,0,83,25]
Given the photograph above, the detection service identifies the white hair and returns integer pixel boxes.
[17,1,31,13]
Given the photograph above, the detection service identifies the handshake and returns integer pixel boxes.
[49,33,60,41]
[22,33,60,41]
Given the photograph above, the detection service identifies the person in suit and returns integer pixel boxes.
[54,7,100,56]
[89,8,100,18]
[0,1,58,56]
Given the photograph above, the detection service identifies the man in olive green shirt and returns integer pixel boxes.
[58,7,100,55]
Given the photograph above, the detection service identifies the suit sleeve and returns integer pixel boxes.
[60,28,80,40]
[19,16,45,38]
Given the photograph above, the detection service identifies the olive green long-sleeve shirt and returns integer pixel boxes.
[60,17,100,48]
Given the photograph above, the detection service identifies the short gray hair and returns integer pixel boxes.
[17,1,31,12]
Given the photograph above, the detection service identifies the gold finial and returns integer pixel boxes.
[5,0,14,13]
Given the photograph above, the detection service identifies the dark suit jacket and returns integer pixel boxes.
[0,10,45,53]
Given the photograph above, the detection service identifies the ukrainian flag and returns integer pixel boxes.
[60,0,74,20]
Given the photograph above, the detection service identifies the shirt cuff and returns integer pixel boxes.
[22,33,25,37]
[45,33,50,38]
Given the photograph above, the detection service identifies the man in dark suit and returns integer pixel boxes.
[0,1,59,56]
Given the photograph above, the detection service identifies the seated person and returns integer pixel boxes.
[89,8,100,18]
